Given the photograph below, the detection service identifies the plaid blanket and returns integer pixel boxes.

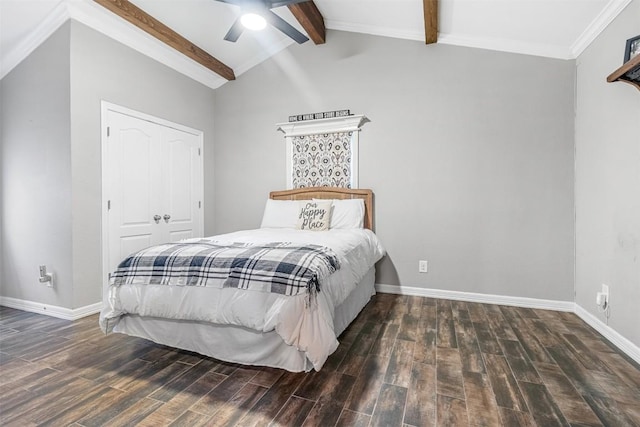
[110,240,340,298]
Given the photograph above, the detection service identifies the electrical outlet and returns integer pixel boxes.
[38,265,53,287]
[596,284,610,308]
[419,260,428,273]
[602,284,609,304]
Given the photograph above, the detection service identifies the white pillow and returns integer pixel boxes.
[260,199,299,228]
[315,198,365,229]
[297,201,333,231]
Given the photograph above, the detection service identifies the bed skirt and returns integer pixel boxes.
[112,268,376,372]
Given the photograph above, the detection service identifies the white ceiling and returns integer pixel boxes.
[0,0,631,88]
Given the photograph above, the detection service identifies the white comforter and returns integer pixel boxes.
[99,228,385,370]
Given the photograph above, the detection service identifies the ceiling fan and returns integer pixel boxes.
[215,0,311,44]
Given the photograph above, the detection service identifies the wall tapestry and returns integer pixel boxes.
[291,132,352,188]
[276,114,369,189]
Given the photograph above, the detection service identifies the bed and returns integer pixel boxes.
[99,187,385,372]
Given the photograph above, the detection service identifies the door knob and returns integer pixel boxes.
[163,214,171,223]
[153,215,161,224]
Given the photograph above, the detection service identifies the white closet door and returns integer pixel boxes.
[105,109,203,273]
[162,126,202,243]
[107,110,163,273]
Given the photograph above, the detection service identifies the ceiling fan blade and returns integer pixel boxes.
[265,10,308,44]
[268,0,311,8]
[215,0,243,4]
[224,17,245,42]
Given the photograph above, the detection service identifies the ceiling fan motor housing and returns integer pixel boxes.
[218,0,310,43]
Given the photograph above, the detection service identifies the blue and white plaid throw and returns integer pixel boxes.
[110,240,340,298]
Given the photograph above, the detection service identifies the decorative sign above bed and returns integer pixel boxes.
[288,109,351,122]
[276,114,370,189]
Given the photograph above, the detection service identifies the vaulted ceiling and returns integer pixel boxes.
[0,0,632,89]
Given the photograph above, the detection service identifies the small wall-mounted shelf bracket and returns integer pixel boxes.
[607,55,640,91]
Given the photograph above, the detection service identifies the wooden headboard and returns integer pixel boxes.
[270,187,374,230]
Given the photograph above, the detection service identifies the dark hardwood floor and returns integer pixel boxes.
[1,294,639,426]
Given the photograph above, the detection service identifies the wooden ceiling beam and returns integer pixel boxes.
[94,0,235,81]
[288,1,326,45]
[423,0,438,44]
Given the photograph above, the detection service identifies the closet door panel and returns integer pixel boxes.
[107,111,162,273]
[163,127,202,243]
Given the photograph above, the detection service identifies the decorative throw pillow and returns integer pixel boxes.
[296,201,332,231]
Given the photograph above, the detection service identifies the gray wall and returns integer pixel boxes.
[575,0,640,347]
[0,20,216,310]
[0,18,584,311]
[69,21,216,308]
[0,23,74,307]
[0,68,3,291]
[214,31,576,301]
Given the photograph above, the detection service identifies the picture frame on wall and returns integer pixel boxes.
[623,35,640,62]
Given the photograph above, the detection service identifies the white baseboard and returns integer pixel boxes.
[574,304,640,365]
[4,287,638,365]
[375,283,640,365]
[375,283,575,312]
[0,297,101,321]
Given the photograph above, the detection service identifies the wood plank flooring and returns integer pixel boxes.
[1,294,639,426]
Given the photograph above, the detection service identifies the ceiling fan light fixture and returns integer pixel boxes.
[240,13,267,31]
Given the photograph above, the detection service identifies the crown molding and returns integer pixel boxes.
[2,0,631,84]
[326,19,574,59]
[0,0,288,88]
[329,18,632,61]
[67,0,226,89]
[0,2,70,80]
[570,0,633,58]
[0,0,227,89]
[326,19,424,42]
[438,33,574,60]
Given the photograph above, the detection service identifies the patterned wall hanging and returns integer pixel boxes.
[291,132,352,188]
[277,115,369,189]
